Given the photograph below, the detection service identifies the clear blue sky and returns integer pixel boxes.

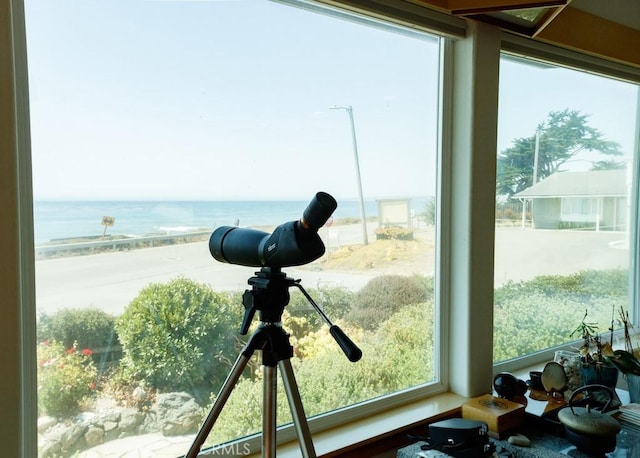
[24,0,637,200]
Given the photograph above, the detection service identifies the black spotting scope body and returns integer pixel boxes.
[209,192,337,268]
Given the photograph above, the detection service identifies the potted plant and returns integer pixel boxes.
[605,307,640,403]
[570,310,619,389]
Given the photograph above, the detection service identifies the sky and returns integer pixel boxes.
[23,0,638,201]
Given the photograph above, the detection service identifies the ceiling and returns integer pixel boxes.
[420,0,640,66]
[571,0,640,31]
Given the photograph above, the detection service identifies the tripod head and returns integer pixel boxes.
[240,267,293,333]
[240,266,362,363]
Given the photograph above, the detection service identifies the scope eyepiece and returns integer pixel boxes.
[301,191,337,231]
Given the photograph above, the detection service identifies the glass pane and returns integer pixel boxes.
[26,0,440,455]
[494,54,638,364]
[503,7,547,24]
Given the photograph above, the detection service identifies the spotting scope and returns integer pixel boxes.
[209,192,337,268]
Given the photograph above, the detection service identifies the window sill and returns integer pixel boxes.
[244,392,466,458]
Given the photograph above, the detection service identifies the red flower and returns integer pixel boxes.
[67,347,75,354]
[82,348,93,356]
[89,382,96,390]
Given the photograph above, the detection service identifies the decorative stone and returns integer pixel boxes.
[84,425,105,447]
[98,408,122,424]
[60,422,87,450]
[37,416,58,433]
[103,421,120,442]
[154,392,203,436]
[118,408,144,435]
[103,420,118,433]
[132,386,147,401]
[38,439,62,458]
[75,411,96,423]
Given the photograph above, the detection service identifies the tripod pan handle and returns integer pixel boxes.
[330,325,362,362]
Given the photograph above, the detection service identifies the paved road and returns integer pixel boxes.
[35,225,378,316]
[493,226,628,285]
[35,225,630,316]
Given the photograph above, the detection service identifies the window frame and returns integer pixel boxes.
[15,0,460,455]
[5,0,640,457]
[3,0,38,456]
[493,35,640,375]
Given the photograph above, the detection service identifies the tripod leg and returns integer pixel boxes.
[279,360,317,458]
[263,366,277,458]
[186,353,251,458]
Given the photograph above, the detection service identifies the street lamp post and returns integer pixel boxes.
[330,105,368,245]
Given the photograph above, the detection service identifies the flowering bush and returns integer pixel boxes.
[37,340,98,417]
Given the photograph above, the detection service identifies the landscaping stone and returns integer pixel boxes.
[118,408,145,436]
[37,391,205,455]
[84,425,105,447]
[37,415,57,433]
[155,392,202,436]
[38,438,62,458]
[61,422,87,450]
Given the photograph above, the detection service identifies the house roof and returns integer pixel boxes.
[514,169,629,199]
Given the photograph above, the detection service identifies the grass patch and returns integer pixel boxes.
[320,239,431,270]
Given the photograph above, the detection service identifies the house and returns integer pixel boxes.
[515,169,629,230]
[2,1,639,457]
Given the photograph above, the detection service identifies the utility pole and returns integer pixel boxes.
[330,105,368,245]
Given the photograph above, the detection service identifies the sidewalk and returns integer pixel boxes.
[78,433,194,458]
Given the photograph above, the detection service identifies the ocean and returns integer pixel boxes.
[33,198,428,245]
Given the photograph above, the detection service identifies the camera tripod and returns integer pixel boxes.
[185,267,361,458]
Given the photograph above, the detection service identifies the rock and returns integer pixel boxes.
[97,408,122,424]
[84,425,105,447]
[37,416,57,433]
[75,411,96,423]
[37,392,209,453]
[103,420,118,433]
[118,408,144,437]
[139,410,158,434]
[103,421,120,442]
[38,438,62,458]
[132,386,147,402]
[60,422,87,450]
[154,392,203,436]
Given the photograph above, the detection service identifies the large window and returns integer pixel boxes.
[494,53,639,363]
[27,1,442,455]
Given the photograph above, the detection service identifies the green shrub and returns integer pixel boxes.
[375,226,413,240]
[423,196,436,225]
[116,277,241,393]
[287,286,354,331]
[494,269,628,303]
[345,274,432,330]
[493,269,628,363]
[558,221,598,230]
[37,307,121,366]
[203,301,435,447]
[37,340,98,417]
